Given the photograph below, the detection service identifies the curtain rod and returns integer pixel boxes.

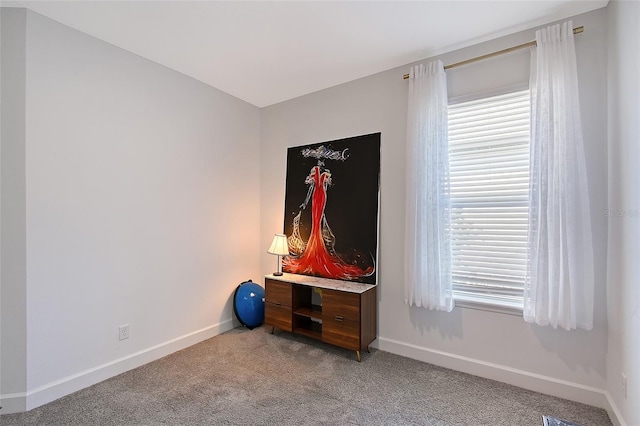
[402,26,584,80]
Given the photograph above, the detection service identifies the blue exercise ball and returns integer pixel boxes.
[233,280,265,329]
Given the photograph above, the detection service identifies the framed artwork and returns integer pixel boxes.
[282,133,381,285]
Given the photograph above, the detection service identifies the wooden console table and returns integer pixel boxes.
[264,273,377,362]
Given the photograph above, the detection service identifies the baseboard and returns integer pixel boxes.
[0,392,27,415]
[0,319,235,415]
[604,391,627,426]
[376,336,610,411]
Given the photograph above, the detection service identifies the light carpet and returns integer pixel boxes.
[1,327,612,425]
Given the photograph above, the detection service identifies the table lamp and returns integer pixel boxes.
[268,234,289,276]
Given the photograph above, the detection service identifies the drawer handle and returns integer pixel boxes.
[275,303,282,307]
[335,316,344,322]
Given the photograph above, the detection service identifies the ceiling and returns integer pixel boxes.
[2,1,608,107]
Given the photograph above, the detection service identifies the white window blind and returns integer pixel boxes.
[448,90,530,309]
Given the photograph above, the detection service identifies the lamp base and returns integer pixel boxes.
[273,271,283,276]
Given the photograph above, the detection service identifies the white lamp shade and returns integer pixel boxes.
[268,234,289,256]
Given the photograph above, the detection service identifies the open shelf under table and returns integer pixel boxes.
[293,321,322,340]
[293,305,322,320]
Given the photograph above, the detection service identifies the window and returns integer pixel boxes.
[447,89,530,310]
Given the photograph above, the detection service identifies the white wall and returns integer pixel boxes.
[261,8,610,409]
[0,7,28,413]
[606,1,640,425]
[1,9,262,412]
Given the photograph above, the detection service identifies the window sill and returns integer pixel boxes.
[453,293,523,317]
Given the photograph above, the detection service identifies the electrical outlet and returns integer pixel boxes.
[119,324,130,341]
[621,373,628,399]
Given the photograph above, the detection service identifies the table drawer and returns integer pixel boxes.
[322,316,360,351]
[265,303,292,332]
[265,279,292,307]
[322,289,360,322]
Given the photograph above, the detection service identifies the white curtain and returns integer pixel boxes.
[525,21,594,330]
[404,61,453,312]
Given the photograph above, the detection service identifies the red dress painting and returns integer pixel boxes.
[283,165,374,280]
